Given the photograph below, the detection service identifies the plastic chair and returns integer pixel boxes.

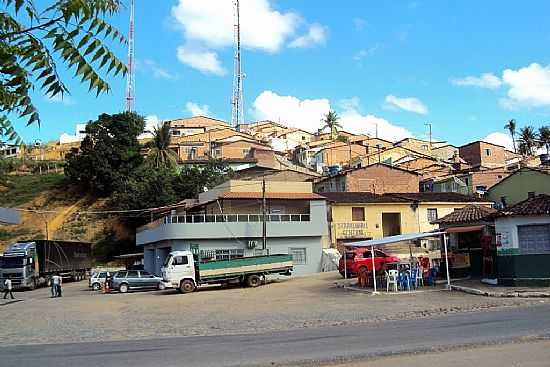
[386,270,398,292]
[415,266,424,287]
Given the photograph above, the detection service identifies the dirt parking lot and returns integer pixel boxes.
[0,272,544,346]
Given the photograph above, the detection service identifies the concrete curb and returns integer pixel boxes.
[450,284,550,298]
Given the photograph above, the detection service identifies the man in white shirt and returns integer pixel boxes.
[3,276,15,300]
[52,274,62,297]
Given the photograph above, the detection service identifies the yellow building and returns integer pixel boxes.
[320,192,492,245]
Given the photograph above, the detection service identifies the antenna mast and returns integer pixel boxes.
[125,0,135,112]
[231,0,244,129]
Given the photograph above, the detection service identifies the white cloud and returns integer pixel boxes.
[186,102,210,116]
[384,95,428,114]
[139,59,176,80]
[45,94,75,106]
[289,24,327,48]
[171,0,325,74]
[250,91,412,142]
[501,63,550,108]
[451,73,502,89]
[353,44,381,62]
[176,46,225,75]
[482,132,514,151]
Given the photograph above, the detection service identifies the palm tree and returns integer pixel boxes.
[518,126,537,156]
[538,126,550,155]
[321,111,342,140]
[146,121,178,169]
[504,119,517,153]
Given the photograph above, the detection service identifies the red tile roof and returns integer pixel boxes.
[321,191,491,204]
[434,204,497,224]
[498,194,550,217]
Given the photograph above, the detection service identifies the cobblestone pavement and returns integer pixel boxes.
[0,272,545,346]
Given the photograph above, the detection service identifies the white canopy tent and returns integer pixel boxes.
[345,231,451,293]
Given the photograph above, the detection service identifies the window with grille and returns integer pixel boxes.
[352,207,365,221]
[289,248,307,265]
[518,224,550,254]
[427,208,438,222]
[199,249,244,261]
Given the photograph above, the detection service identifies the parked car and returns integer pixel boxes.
[111,270,165,293]
[89,271,111,291]
[338,248,400,278]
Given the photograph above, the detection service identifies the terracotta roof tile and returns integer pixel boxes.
[434,204,497,224]
[498,194,550,216]
[388,192,492,203]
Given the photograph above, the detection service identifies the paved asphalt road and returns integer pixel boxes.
[2,304,550,367]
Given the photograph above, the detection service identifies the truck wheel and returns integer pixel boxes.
[246,275,262,288]
[180,279,196,294]
[119,283,129,293]
[29,278,36,290]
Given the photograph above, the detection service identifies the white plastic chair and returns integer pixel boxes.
[386,270,398,292]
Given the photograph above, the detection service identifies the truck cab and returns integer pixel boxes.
[162,251,196,291]
[0,242,39,290]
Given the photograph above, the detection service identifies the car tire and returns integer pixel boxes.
[119,283,129,293]
[92,282,101,291]
[246,274,262,288]
[180,279,196,294]
[157,282,166,291]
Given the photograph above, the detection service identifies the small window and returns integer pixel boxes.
[115,271,127,278]
[171,130,180,136]
[242,149,250,155]
[421,145,429,151]
[352,207,365,221]
[172,256,188,266]
[139,271,154,278]
[427,208,438,222]
[215,149,222,156]
[302,136,306,140]
[497,175,503,179]
[289,248,307,265]
[485,148,491,156]
[127,271,139,278]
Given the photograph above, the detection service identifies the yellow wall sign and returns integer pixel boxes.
[334,222,372,239]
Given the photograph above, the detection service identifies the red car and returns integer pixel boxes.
[338,248,400,278]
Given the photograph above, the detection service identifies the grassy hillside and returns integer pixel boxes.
[0,173,135,259]
[0,173,66,207]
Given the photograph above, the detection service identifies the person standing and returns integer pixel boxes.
[50,275,56,298]
[3,276,15,300]
[52,273,62,297]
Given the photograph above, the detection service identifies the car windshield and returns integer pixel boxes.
[1,256,25,268]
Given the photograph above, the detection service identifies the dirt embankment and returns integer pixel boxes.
[0,173,135,255]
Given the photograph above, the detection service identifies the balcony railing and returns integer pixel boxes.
[163,213,311,224]
[137,213,312,233]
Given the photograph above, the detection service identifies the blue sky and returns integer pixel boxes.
[19,0,550,149]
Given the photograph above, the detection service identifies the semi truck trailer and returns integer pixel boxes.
[162,250,293,293]
[0,240,92,290]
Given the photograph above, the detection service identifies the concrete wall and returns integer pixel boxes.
[488,169,550,206]
[143,236,323,277]
[329,202,490,244]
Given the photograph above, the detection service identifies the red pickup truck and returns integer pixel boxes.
[338,248,401,278]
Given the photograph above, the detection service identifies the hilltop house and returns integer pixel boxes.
[487,167,550,207]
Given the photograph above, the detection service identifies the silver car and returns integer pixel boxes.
[89,271,111,291]
[111,270,165,293]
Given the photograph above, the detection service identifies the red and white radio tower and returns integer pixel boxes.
[125,0,135,112]
[231,0,244,129]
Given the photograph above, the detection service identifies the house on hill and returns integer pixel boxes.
[487,167,550,207]
[314,163,420,194]
[168,116,229,137]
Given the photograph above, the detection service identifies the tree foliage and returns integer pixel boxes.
[538,126,550,155]
[0,0,127,144]
[173,160,234,201]
[64,112,144,196]
[321,111,342,140]
[146,121,178,169]
[504,119,517,153]
[518,126,537,156]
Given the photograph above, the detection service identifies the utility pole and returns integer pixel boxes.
[261,178,267,251]
[348,140,352,167]
[425,122,432,152]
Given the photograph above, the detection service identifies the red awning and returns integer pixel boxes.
[445,225,485,233]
